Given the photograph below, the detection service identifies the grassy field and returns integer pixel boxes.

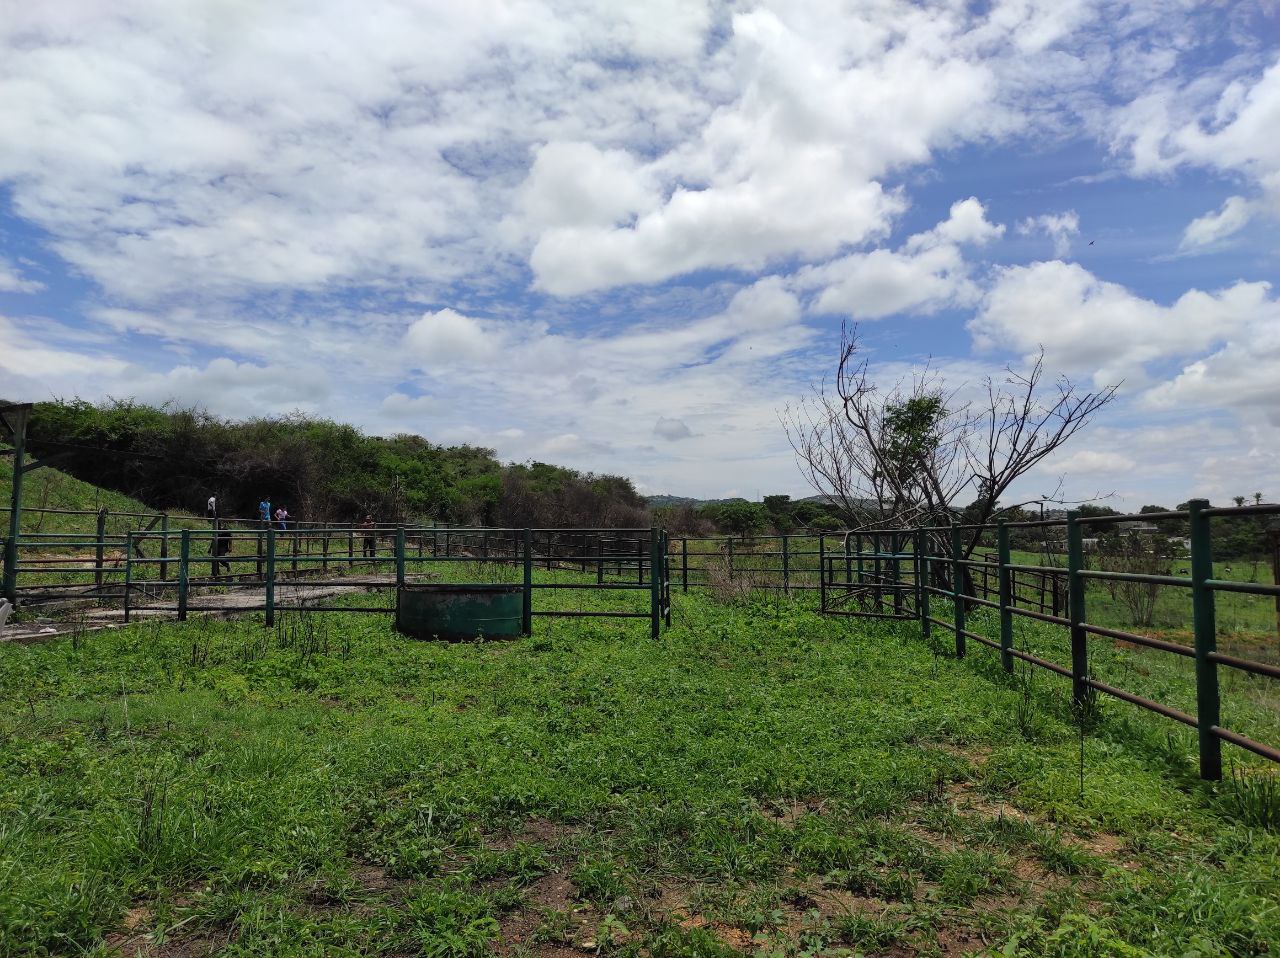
[668,536,1279,646]
[2,581,1278,957]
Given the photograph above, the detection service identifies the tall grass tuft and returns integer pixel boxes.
[1218,766,1280,831]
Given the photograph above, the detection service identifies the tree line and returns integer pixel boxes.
[22,399,649,528]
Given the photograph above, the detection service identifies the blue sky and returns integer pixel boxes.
[1,1,1278,508]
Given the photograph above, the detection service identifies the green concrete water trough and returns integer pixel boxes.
[395,584,525,641]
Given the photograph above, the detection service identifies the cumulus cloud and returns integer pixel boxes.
[1017,210,1079,258]
[803,198,1003,319]
[972,261,1280,410]
[2,1,1278,503]
[404,309,498,364]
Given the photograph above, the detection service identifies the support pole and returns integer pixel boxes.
[1,407,26,605]
[1189,499,1222,780]
[918,530,931,646]
[892,532,903,616]
[819,534,827,613]
[123,531,133,624]
[522,528,533,636]
[663,531,672,627]
[177,529,190,622]
[682,537,689,593]
[951,525,965,658]
[997,521,1014,673]
[650,528,661,639]
[396,526,406,587]
[94,508,107,590]
[265,527,276,627]
[782,534,790,597]
[159,514,169,581]
[1066,512,1088,706]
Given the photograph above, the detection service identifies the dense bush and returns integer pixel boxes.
[24,399,647,527]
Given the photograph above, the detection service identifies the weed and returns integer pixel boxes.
[1218,765,1280,831]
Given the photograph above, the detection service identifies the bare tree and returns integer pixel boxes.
[784,323,1119,563]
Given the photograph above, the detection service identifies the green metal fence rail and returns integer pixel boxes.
[2,517,671,639]
[910,500,1280,780]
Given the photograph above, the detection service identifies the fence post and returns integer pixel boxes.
[664,532,672,627]
[916,529,930,643]
[123,531,133,624]
[1189,499,1222,780]
[782,534,790,596]
[265,527,276,627]
[521,528,533,636]
[159,513,170,581]
[892,532,903,615]
[997,521,1014,673]
[682,537,689,593]
[1,410,26,606]
[819,534,827,613]
[1066,512,1088,706]
[844,533,852,593]
[94,508,107,590]
[396,526,406,588]
[950,525,965,657]
[650,528,661,639]
[177,529,190,622]
[727,537,734,581]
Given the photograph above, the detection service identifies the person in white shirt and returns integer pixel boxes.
[206,495,217,519]
[274,506,289,531]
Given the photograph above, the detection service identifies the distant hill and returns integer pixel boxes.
[646,494,750,508]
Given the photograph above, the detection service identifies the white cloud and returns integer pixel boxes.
[1017,210,1079,258]
[1144,325,1280,425]
[1111,56,1280,238]
[1180,195,1256,249]
[0,257,43,293]
[972,260,1276,386]
[380,392,441,420]
[404,309,498,365]
[802,197,1003,319]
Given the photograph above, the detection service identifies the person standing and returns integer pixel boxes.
[206,494,217,520]
[259,498,272,529]
[275,505,289,531]
[212,524,233,576]
[361,514,376,558]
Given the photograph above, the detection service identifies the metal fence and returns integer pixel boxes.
[909,499,1280,780]
[1,514,672,639]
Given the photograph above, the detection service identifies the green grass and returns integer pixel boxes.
[2,583,1278,956]
[0,457,168,535]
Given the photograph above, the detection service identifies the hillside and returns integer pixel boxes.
[0,453,169,535]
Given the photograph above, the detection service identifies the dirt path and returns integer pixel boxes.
[1,574,399,643]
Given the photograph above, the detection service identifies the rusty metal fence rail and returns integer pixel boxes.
[911,499,1280,780]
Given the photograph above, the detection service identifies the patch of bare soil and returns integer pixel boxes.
[761,796,828,825]
[494,868,592,955]
[486,816,575,852]
[102,907,229,958]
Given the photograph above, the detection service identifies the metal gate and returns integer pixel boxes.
[818,530,918,620]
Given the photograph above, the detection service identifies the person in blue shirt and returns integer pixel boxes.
[259,498,271,528]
